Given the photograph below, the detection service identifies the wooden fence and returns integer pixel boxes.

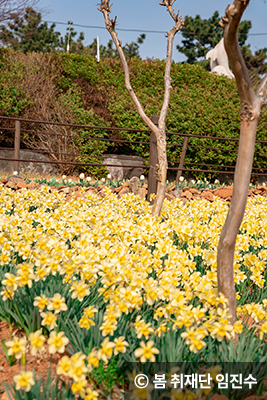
[1,115,267,196]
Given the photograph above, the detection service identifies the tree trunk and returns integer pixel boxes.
[217,0,267,325]
[217,113,260,324]
[152,132,168,217]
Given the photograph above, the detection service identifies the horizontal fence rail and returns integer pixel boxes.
[1,115,267,190]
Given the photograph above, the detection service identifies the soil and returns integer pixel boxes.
[0,320,71,396]
[0,319,123,399]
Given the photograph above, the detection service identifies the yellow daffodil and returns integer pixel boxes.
[114,336,129,355]
[28,329,46,356]
[134,340,159,362]
[57,355,72,376]
[47,293,68,314]
[41,311,57,330]
[98,338,115,363]
[84,387,99,400]
[47,331,69,354]
[5,336,27,360]
[13,371,35,392]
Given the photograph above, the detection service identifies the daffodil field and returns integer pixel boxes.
[1,184,267,399]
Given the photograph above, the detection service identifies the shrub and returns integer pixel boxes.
[1,50,267,178]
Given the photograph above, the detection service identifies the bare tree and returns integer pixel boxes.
[217,0,267,324]
[99,0,184,217]
[0,0,42,24]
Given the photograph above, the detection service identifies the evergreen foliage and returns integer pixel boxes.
[0,50,267,179]
[177,11,267,85]
[0,7,61,52]
[85,34,146,59]
[60,27,85,54]
[177,11,251,63]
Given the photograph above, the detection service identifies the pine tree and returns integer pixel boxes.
[177,11,251,63]
[85,34,146,59]
[0,7,60,52]
[0,0,40,24]
[241,45,267,85]
[59,27,85,54]
[177,11,266,84]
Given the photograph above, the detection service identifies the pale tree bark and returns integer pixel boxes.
[98,0,184,217]
[217,0,267,325]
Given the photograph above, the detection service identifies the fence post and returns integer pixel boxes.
[147,115,159,203]
[176,135,188,183]
[14,120,21,174]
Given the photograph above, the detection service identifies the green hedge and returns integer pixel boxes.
[1,49,267,179]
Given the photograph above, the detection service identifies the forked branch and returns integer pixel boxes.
[98,0,183,217]
[219,0,257,119]
[98,0,156,133]
[159,0,184,130]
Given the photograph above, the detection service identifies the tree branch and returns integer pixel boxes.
[99,0,183,217]
[256,73,267,107]
[158,0,184,130]
[0,0,46,24]
[220,0,256,119]
[98,0,158,134]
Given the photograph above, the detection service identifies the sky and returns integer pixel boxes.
[40,0,267,63]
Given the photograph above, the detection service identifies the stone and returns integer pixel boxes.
[36,183,50,192]
[201,191,214,202]
[98,185,107,191]
[0,149,58,175]
[74,191,82,199]
[59,187,72,195]
[27,181,38,189]
[166,184,176,192]
[128,176,140,195]
[98,189,106,198]
[189,188,201,195]
[85,187,98,193]
[5,181,17,189]
[17,180,28,189]
[206,38,235,79]
[173,188,182,197]
[164,193,175,201]
[181,190,192,200]
[181,197,189,205]
[103,154,144,181]
[0,177,7,184]
[182,186,189,192]
[137,187,147,200]
[7,175,24,184]
[118,187,130,197]
[213,187,233,200]
[257,186,267,192]
[115,186,123,193]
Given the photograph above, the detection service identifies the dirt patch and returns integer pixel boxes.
[0,321,71,395]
